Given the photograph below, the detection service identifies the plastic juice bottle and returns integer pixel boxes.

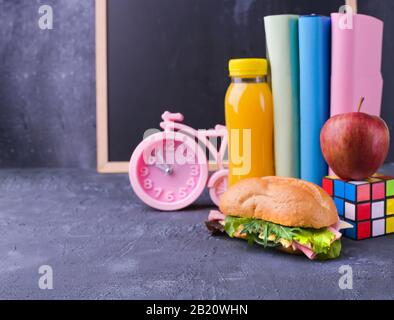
[225,58,275,186]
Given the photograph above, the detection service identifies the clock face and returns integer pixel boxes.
[134,138,205,207]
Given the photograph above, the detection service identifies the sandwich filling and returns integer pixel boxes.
[206,210,342,260]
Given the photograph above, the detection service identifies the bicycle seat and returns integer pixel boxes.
[161,111,184,122]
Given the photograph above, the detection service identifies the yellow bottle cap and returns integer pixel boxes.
[229,58,268,78]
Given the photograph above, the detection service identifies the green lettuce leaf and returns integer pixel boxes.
[224,216,341,259]
[292,228,336,255]
[224,216,251,238]
[224,216,300,247]
[316,240,342,260]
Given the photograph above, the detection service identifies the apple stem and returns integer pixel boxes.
[357,97,365,112]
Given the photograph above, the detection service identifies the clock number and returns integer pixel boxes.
[190,165,199,176]
[166,191,175,202]
[144,179,153,190]
[153,187,163,198]
[186,177,195,188]
[140,166,149,177]
[147,155,156,165]
[178,187,187,198]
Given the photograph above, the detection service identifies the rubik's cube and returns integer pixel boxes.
[322,174,394,240]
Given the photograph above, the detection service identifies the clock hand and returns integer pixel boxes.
[156,164,173,175]
[154,150,173,175]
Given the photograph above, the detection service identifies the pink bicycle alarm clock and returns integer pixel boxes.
[129,111,228,211]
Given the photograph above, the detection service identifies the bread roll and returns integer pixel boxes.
[219,176,338,229]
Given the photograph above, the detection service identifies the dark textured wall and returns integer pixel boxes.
[0,0,95,168]
[361,0,394,163]
[0,0,392,168]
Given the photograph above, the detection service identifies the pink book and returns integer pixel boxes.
[331,13,384,116]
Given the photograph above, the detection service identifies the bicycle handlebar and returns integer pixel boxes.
[162,111,184,123]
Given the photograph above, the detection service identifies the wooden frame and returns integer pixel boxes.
[346,0,358,13]
[96,0,128,173]
[96,0,357,173]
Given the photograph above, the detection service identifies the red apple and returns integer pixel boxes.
[320,98,390,180]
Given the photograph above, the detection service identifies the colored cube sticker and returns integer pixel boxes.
[357,184,370,202]
[334,197,344,216]
[372,182,385,200]
[345,183,356,202]
[358,221,371,240]
[386,198,394,216]
[386,180,394,197]
[345,202,355,220]
[357,203,371,221]
[386,216,394,234]
[344,221,357,239]
[334,180,345,198]
[372,219,385,237]
[371,201,385,219]
[322,178,333,196]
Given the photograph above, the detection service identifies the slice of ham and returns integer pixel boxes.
[293,224,343,260]
[327,226,342,241]
[331,220,341,231]
[206,210,226,235]
[327,220,348,242]
[292,242,317,260]
[208,210,225,222]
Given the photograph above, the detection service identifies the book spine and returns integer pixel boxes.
[264,15,300,178]
[331,13,384,116]
[299,15,331,185]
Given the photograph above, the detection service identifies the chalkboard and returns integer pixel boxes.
[96,0,352,173]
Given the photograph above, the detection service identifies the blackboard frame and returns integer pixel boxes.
[95,0,357,173]
[97,0,131,173]
[96,0,227,173]
[96,0,124,173]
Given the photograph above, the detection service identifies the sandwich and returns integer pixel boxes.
[206,176,349,260]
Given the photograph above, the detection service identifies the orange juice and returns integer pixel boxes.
[225,58,275,186]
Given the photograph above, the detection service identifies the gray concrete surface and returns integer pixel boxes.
[1,166,394,300]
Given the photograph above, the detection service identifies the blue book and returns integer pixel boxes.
[299,15,331,186]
